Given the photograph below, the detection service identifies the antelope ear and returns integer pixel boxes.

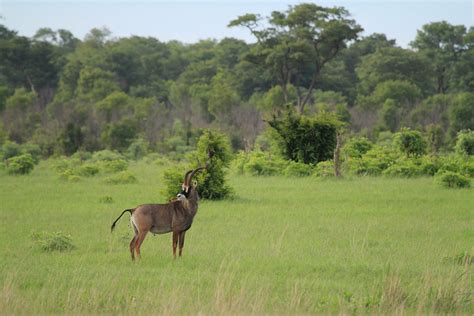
[193,180,198,187]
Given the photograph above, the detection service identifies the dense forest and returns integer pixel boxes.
[0,3,473,159]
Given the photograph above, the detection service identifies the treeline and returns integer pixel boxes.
[0,3,473,158]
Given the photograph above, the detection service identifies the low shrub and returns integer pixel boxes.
[435,171,470,188]
[244,151,287,176]
[438,155,474,178]
[31,231,75,252]
[91,149,125,162]
[20,143,41,164]
[345,146,400,176]
[284,161,313,177]
[59,169,82,182]
[76,163,100,177]
[454,130,474,156]
[393,128,427,157]
[127,138,149,160]
[313,160,335,178]
[162,166,186,200]
[98,159,128,173]
[383,159,424,178]
[6,154,35,175]
[104,171,137,184]
[342,137,373,159]
[1,140,21,160]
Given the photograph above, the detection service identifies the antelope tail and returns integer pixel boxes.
[111,209,134,232]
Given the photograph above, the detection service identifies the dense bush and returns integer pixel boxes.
[437,155,474,178]
[231,150,288,176]
[163,130,233,200]
[454,130,474,156]
[6,154,35,174]
[393,128,426,157]
[345,146,400,176]
[162,166,186,200]
[284,161,313,177]
[20,143,41,164]
[31,231,75,252]
[193,130,233,199]
[342,137,373,159]
[435,171,471,188]
[98,159,128,173]
[313,160,335,178]
[268,110,341,164]
[127,138,149,160]
[1,140,21,160]
[383,158,424,178]
[91,149,125,161]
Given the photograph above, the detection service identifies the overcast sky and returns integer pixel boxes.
[1,1,473,47]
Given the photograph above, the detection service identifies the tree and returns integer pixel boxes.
[356,47,433,96]
[229,3,362,113]
[411,21,470,94]
[449,92,474,136]
[393,128,426,157]
[268,110,342,164]
[60,122,83,155]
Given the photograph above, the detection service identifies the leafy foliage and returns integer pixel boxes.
[193,130,233,199]
[6,153,35,174]
[435,171,470,189]
[454,130,474,156]
[268,111,341,164]
[393,128,427,157]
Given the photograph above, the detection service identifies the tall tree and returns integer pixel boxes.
[229,3,362,113]
[411,21,470,94]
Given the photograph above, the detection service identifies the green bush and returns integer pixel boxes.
[393,128,427,157]
[76,163,100,177]
[99,159,128,173]
[104,171,137,184]
[342,137,373,159]
[31,231,75,252]
[438,155,474,178]
[163,130,234,200]
[243,151,287,176]
[1,140,21,160]
[6,154,35,175]
[284,161,313,177]
[59,169,82,182]
[127,138,149,160]
[383,158,424,178]
[268,110,341,164]
[313,160,335,178]
[345,146,400,176]
[193,130,234,199]
[162,165,186,200]
[435,171,470,188]
[71,150,92,161]
[91,150,125,162]
[21,143,41,164]
[454,130,474,156]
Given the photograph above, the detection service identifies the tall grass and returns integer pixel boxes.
[0,159,472,314]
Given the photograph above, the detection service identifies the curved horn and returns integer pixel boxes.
[188,149,214,184]
[183,169,193,186]
[188,166,206,184]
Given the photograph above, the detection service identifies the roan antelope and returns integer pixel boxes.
[110,163,207,260]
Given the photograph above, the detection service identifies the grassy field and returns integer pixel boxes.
[0,159,472,314]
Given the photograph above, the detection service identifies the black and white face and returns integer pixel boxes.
[177,184,190,200]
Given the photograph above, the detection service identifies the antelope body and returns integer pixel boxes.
[111,167,204,260]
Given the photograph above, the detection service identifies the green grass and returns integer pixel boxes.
[0,159,472,314]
